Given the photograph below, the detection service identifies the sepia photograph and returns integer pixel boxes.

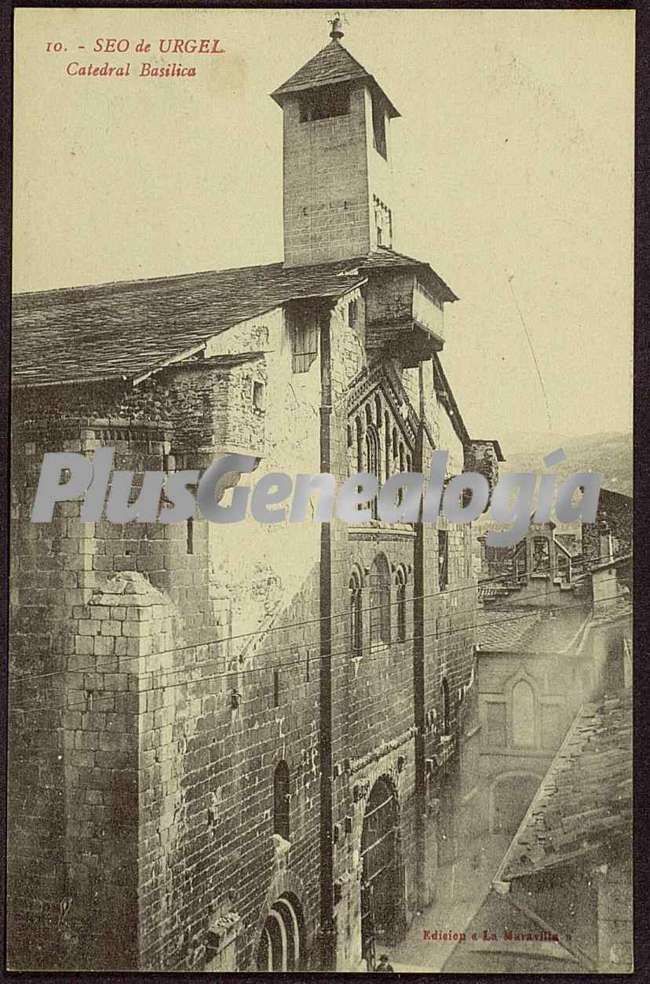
[8,6,634,973]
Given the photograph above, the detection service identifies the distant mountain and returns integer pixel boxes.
[497,430,632,496]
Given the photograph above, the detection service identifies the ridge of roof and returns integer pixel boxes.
[12,259,286,309]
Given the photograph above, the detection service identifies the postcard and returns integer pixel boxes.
[9,6,633,973]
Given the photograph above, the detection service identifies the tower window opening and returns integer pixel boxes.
[186,517,194,555]
[371,90,387,159]
[300,83,350,122]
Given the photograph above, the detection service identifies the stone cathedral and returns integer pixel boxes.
[10,20,502,971]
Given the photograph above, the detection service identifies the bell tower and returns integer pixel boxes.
[271,16,400,267]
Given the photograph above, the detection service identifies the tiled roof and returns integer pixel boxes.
[12,250,450,388]
[475,608,544,651]
[497,688,632,881]
[356,247,458,303]
[517,609,590,653]
[12,260,356,387]
[13,250,456,388]
[271,39,400,117]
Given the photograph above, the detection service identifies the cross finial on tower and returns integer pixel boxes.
[329,12,344,41]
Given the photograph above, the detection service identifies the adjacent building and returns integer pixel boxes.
[444,686,632,973]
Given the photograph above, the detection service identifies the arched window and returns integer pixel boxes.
[366,425,380,480]
[441,677,450,735]
[396,568,407,642]
[365,426,381,518]
[384,412,391,478]
[397,444,406,506]
[369,554,391,646]
[349,570,363,659]
[273,761,290,840]
[512,680,535,747]
[355,416,363,472]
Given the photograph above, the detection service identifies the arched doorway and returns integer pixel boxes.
[360,777,402,969]
[256,893,304,971]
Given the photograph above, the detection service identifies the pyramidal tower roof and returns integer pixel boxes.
[271,29,400,118]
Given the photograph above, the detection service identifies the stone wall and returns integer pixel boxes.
[282,84,371,266]
[9,284,480,972]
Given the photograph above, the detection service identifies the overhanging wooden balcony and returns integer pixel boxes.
[365,277,446,367]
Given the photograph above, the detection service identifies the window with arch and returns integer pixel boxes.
[396,568,407,642]
[369,554,391,646]
[365,425,380,478]
[384,411,391,477]
[512,680,536,747]
[441,677,450,735]
[375,394,383,427]
[349,570,363,659]
[365,425,380,518]
[355,416,364,472]
[273,761,290,840]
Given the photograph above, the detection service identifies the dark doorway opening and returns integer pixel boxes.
[360,777,402,968]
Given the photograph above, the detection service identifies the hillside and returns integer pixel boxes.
[496,430,632,497]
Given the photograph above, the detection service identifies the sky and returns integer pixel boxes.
[13,8,634,441]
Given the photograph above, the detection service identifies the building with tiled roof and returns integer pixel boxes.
[442,688,632,974]
[495,689,632,885]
